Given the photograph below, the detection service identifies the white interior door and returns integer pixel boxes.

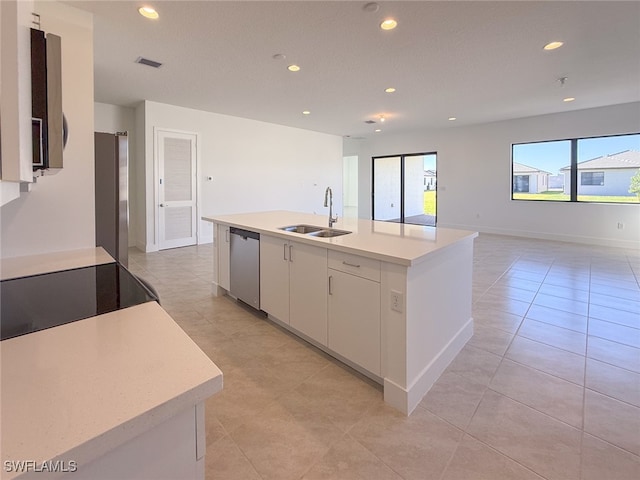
[157,130,197,250]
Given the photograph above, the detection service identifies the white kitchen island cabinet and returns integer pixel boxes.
[328,268,381,375]
[328,249,381,375]
[203,211,477,415]
[217,223,231,291]
[260,234,291,322]
[260,235,328,346]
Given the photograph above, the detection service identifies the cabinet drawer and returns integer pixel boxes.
[328,250,380,282]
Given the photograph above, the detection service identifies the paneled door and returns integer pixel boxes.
[157,129,197,250]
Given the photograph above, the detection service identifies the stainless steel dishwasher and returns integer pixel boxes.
[229,227,260,309]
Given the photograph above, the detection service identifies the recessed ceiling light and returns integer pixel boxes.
[287,64,301,72]
[138,6,159,19]
[380,19,397,30]
[448,117,457,121]
[543,41,563,51]
[375,129,382,133]
[302,110,310,115]
[385,87,396,93]
[563,97,575,102]
[379,115,385,122]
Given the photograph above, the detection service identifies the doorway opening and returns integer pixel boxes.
[343,155,358,218]
[372,152,437,226]
[155,129,198,250]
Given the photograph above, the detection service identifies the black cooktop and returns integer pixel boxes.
[1,263,158,341]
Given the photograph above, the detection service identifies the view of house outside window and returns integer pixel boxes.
[512,133,640,203]
[512,140,571,201]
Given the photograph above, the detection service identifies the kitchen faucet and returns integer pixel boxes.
[324,187,338,228]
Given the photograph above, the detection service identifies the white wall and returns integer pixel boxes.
[94,102,137,247]
[343,155,358,208]
[355,102,640,249]
[1,1,94,258]
[95,102,135,135]
[139,101,343,251]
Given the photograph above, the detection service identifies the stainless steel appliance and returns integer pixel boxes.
[95,132,128,266]
[230,227,260,309]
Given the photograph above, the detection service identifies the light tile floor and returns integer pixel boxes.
[128,233,640,480]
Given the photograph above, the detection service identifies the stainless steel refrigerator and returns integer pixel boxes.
[94,132,128,266]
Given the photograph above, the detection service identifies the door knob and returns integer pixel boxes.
[159,203,166,207]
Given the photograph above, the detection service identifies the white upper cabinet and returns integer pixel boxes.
[0,0,34,185]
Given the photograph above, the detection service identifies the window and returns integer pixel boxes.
[511,140,570,201]
[581,172,604,186]
[512,133,640,204]
[513,175,530,193]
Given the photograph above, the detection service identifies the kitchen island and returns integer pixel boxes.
[0,248,223,479]
[203,211,477,414]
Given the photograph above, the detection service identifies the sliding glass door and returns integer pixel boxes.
[372,152,437,226]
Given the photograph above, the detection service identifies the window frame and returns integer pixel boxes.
[511,132,639,204]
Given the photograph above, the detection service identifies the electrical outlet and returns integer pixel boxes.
[617,222,624,230]
[390,290,403,313]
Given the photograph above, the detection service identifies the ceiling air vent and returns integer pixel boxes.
[364,120,376,124]
[135,56,162,68]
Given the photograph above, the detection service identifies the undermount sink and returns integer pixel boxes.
[307,228,351,238]
[279,224,325,234]
[279,224,351,238]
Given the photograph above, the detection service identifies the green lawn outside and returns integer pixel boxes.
[424,190,436,215]
[512,191,639,203]
[424,189,638,211]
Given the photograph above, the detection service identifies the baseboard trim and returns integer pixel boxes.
[384,317,474,415]
[439,223,640,250]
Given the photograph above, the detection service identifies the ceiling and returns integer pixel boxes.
[63,1,640,138]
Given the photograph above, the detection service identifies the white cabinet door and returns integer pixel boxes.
[260,235,290,323]
[217,224,230,290]
[289,241,328,346]
[328,269,381,375]
[1,0,35,184]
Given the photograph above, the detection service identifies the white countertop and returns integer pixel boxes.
[0,301,223,479]
[203,211,477,266]
[0,247,114,281]
[1,248,223,478]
